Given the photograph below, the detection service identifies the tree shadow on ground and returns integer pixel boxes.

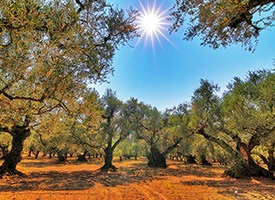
[20,157,104,169]
[0,158,274,195]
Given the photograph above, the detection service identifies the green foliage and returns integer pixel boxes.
[125,99,182,158]
[222,69,275,142]
[189,79,221,131]
[170,0,275,51]
[0,0,137,128]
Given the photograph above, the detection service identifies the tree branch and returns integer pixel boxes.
[163,137,182,156]
[197,128,236,154]
[1,90,45,103]
[111,136,123,152]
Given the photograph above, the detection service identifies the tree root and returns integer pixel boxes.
[100,164,118,172]
[0,168,26,178]
[224,162,275,180]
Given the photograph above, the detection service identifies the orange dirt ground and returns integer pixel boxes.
[0,156,274,200]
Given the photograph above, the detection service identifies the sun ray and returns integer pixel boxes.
[135,0,171,49]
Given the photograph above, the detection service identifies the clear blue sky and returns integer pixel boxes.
[94,0,275,111]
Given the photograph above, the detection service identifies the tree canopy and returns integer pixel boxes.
[0,0,136,176]
[170,0,275,51]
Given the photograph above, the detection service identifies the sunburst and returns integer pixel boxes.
[135,0,171,49]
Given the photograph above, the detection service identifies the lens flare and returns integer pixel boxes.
[136,0,171,49]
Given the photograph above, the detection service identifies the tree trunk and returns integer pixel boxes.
[224,142,274,179]
[77,151,88,162]
[48,151,53,159]
[147,146,167,168]
[27,149,33,157]
[146,138,181,168]
[57,150,68,163]
[267,150,275,171]
[197,127,274,179]
[101,147,117,171]
[186,155,197,164]
[200,154,212,166]
[34,150,40,159]
[0,125,30,177]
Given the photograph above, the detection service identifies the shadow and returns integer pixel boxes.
[179,173,275,196]
[1,158,274,195]
[0,161,155,192]
[20,156,104,168]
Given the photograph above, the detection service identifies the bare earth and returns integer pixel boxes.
[0,156,274,200]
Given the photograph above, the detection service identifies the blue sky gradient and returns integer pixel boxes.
[94,0,275,111]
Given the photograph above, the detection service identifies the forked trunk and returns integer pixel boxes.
[57,150,68,163]
[147,138,181,168]
[225,142,274,179]
[0,125,30,177]
[147,146,167,168]
[77,151,88,162]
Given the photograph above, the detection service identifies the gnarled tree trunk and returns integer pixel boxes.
[198,127,274,179]
[225,142,274,179]
[57,149,68,163]
[147,139,181,168]
[77,150,88,162]
[147,146,167,168]
[0,125,30,177]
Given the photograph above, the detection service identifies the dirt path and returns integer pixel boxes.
[0,157,274,200]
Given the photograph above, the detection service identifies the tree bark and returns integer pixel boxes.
[200,154,212,166]
[34,150,40,159]
[186,155,196,164]
[77,151,88,162]
[147,146,167,168]
[101,147,117,171]
[0,125,31,177]
[224,142,274,179]
[57,150,68,163]
[197,127,274,179]
[267,150,275,171]
[100,134,123,171]
[147,138,181,168]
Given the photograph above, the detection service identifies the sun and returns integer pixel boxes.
[136,0,171,48]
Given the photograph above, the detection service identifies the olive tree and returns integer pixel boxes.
[127,99,182,168]
[0,0,136,176]
[190,76,275,179]
[99,89,136,171]
[170,0,275,51]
